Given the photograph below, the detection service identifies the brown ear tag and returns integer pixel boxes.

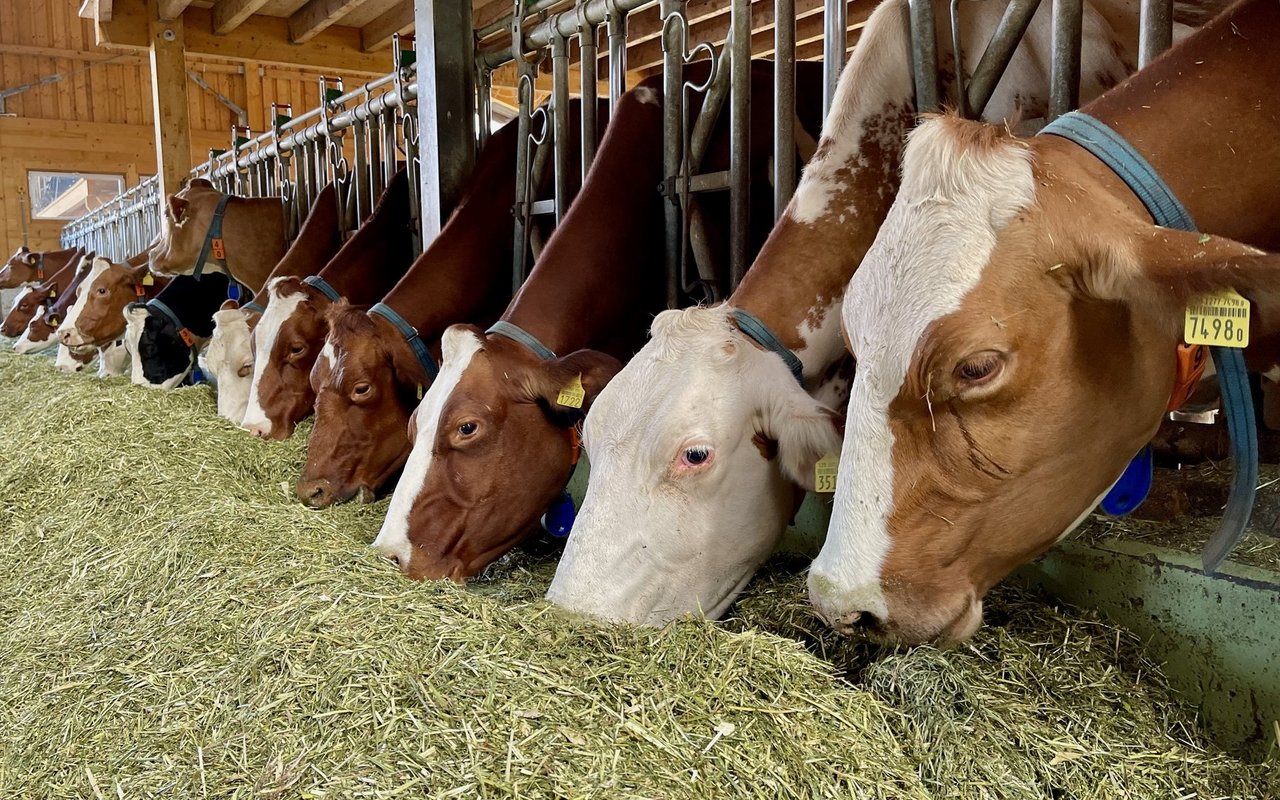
[142,273,155,286]
[557,375,585,409]
[814,454,839,493]
[211,238,226,260]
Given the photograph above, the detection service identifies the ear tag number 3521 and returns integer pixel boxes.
[815,454,839,493]
[557,375,585,409]
[1185,289,1250,348]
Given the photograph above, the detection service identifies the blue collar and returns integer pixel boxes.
[487,320,557,361]
[303,275,342,302]
[1040,111,1257,572]
[242,301,266,314]
[370,302,439,380]
[729,308,805,385]
[191,194,232,280]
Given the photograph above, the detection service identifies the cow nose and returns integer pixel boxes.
[296,478,334,508]
[245,422,270,438]
[58,329,74,345]
[824,609,881,636]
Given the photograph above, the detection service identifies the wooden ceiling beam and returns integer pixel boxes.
[212,0,275,35]
[157,0,193,21]
[290,0,379,44]
[360,1,414,51]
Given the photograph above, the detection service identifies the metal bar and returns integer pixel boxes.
[1139,0,1173,68]
[775,0,796,219]
[606,1,628,112]
[728,0,750,288]
[511,58,537,289]
[660,0,686,309]
[551,33,571,224]
[822,0,845,118]
[578,18,599,179]
[480,0,650,68]
[1049,0,1082,120]
[689,171,730,193]
[529,199,556,215]
[965,0,1043,118]
[908,0,940,113]
[475,0,561,39]
[478,65,493,151]
[417,0,476,244]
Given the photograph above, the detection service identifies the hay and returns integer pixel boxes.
[0,349,1274,799]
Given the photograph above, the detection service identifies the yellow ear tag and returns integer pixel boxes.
[814,454,839,493]
[48,289,57,298]
[557,374,585,409]
[416,384,424,400]
[142,273,155,286]
[1185,288,1249,348]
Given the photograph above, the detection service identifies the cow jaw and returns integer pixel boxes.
[204,308,254,423]
[14,317,56,354]
[243,283,313,438]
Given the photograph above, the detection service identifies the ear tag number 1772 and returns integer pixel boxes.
[814,454,839,493]
[557,375,585,409]
[1185,289,1250,348]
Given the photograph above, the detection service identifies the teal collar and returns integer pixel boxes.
[370,302,438,380]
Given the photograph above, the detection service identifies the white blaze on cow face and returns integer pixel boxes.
[373,327,484,568]
[7,286,34,316]
[55,344,88,373]
[203,308,255,423]
[808,119,1036,639]
[58,257,112,348]
[14,313,56,354]
[242,281,307,435]
[124,306,149,385]
[547,306,840,624]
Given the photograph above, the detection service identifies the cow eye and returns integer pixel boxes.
[955,351,1005,386]
[680,445,714,468]
[96,287,108,295]
[458,421,478,436]
[237,363,253,378]
[289,343,306,356]
[353,383,371,396]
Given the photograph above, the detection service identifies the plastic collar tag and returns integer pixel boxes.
[178,328,196,347]
[211,238,226,261]
[542,491,576,538]
[142,273,155,286]
[556,375,585,409]
[1185,289,1249,348]
[1100,444,1153,516]
[416,384,424,400]
[134,284,146,298]
[814,454,839,493]
[191,367,206,385]
[1168,343,1208,412]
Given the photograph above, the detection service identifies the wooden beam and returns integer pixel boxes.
[361,1,413,51]
[212,0,274,35]
[157,0,192,21]
[289,0,377,44]
[243,61,265,131]
[147,0,192,201]
[0,43,142,62]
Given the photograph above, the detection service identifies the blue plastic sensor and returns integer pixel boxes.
[542,491,576,538]
[227,283,241,302]
[190,367,207,385]
[1100,444,1153,516]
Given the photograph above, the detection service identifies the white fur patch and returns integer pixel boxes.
[242,283,307,434]
[14,315,56,354]
[632,86,659,106]
[55,344,87,373]
[124,306,149,385]
[97,339,130,378]
[373,327,484,566]
[808,120,1037,622]
[205,308,254,423]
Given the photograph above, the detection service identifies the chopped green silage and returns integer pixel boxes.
[0,350,1274,799]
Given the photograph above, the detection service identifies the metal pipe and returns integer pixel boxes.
[478,65,493,151]
[660,0,686,309]
[1049,0,1082,120]
[908,0,940,113]
[480,0,650,69]
[475,0,561,39]
[606,0,628,112]
[965,0,1043,118]
[551,33,571,224]
[822,0,846,118]
[774,0,796,219]
[728,0,750,289]
[1139,0,1173,68]
[578,15,599,178]
[511,61,537,289]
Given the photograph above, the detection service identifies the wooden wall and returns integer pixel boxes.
[0,0,378,258]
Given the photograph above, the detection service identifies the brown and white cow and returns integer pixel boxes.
[546,0,1148,624]
[60,251,164,351]
[2,256,80,338]
[809,0,1280,645]
[295,114,552,509]
[203,181,345,424]
[241,170,417,440]
[372,64,827,581]
[0,247,82,290]
[14,252,95,354]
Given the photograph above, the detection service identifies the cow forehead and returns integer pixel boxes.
[846,120,1036,394]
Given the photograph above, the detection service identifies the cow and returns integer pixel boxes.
[0,247,82,290]
[59,252,166,355]
[123,271,234,388]
[294,111,562,509]
[808,0,1280,645]
[14,252,96,354]
[545,0,1150,625]
[371,64,827,581]
[2,256,80,338]
[202,181,345,424]
[148,179,286,292]
[241,170,418,440]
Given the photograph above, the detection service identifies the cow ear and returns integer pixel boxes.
[758,385,844,492]
[168,195,190,224]
[219,299,239,312]
[1072,225,1280,336]
[520,349,622,421]
[188,178,215,191]
[23,252,38,265]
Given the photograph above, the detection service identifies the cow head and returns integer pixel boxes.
[55,343,94,373]
[60,257,150,348]
[296,304,424,508]
[373,326,621,581]
[150,178,225,276]
[3,286,50,338]
[809,116,1280,645]
[242,277,333,439]
[200,302,258,423]
[14,305,63,354]
[0,247,40,289]
[546,306,841,623]
[97,337,130,378]
[125,273,230,388]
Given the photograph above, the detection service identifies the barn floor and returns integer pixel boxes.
[0,348,1276,799]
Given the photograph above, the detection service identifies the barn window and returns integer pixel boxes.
[27,171,125,220]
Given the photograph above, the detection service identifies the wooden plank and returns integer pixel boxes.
[289,0,378,44]
[157,0,194,21]
[0,43,142,63]
[243,60,265,131]
[148,0,192,199]
[212,0,275,35]
[360,1,412,52]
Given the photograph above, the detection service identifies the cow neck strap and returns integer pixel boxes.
[370,302,439,380]
[147,298,196,345]
[303,275,342,302]
[191,194,232,280]
[729,308,805,386]
[486,321,557,360]
[35,253,45,281]
[1040,110,1257,572]
[242,301,266,314]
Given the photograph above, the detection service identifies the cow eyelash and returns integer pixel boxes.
[954,351,1006,386]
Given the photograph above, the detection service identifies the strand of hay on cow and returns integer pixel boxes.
[0,349,1274,798]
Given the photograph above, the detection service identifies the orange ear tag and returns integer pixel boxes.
[178,328,196,347]
[211,238,226,260]
[1168,343,1209,412]
[568,424,582,467]
[134,284,146,298]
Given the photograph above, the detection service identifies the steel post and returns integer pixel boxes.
[965,0,1042,118]
[908,0,940,113]
[578,14,599,179]
[775,0,796,219]
[551,33,571,224]
[606,1,628,112]
[1139,0,1173,67]
[1049,0,1082,120]
[728,0,750,288]
[661,0,686,309]
[822,0,846,118]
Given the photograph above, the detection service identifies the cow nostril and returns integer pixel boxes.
[828,610,881,636]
